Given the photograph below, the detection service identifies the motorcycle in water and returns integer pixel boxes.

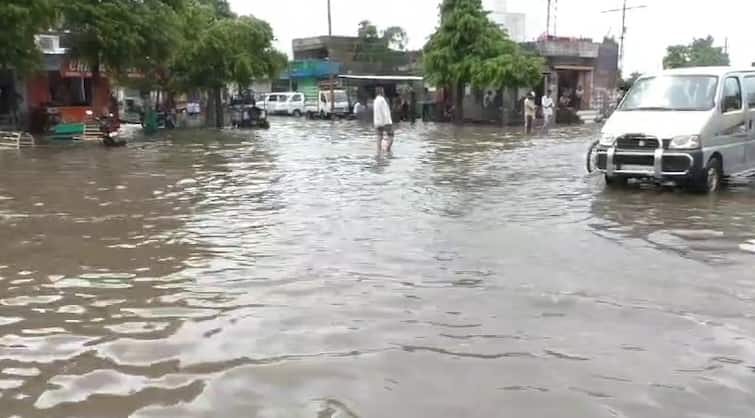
[94,112,126,147]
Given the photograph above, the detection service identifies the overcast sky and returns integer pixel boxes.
[230,0,752,75]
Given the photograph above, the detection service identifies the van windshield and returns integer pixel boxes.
[619,75,718,111]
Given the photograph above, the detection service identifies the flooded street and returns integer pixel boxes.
[2,118,755,417]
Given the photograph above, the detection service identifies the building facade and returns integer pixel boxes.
[524,36,619,112]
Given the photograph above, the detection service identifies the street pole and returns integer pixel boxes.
[601,2,647,72]
[546,0,551,36]
[620,0,627,71]
[328,0,335,116]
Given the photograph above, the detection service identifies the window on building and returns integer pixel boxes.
[48,71,92,106]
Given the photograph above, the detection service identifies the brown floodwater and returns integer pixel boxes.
[1,118,755,417]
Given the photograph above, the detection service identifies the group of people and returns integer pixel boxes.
[558,85,585,110]
[523,90,555,134]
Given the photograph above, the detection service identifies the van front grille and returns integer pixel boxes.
[616,135,660,150]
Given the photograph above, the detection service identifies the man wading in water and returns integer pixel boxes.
[373,87,394,153]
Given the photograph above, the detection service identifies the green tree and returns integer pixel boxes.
[0,0,57,72]
[198,0,235,18]
[171,12,285,127]
[0,0,57,125]
[354,20,409,73]
[423,0,543,123]
[59,0,183,106]
[663,36,730,69]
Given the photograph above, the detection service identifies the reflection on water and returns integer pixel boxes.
[1,119,754,417]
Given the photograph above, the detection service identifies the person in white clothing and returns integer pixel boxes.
[524,92,537,135]
[373,87,394,153]
[541,89,554,132]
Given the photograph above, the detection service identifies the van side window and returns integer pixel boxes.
[267,95,277,102]
[723,77,742,113]
[744,76,755,108]
[293,94,303,102]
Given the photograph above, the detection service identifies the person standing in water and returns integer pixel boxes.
[373,87,394,153]
[541,89,554,132]
[524,92,537,135]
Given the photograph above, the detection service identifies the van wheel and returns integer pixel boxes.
[293,109,301,117]
[694,156,723,193]
[605,175,627,187]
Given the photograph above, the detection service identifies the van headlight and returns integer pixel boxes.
[599,134,616,146]
[669,135,701,149]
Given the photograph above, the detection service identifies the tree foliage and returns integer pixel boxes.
[353,20,410,73]
[0,0,57,72]
[197,0,235,18]
[166,2,285,126]
[59,0,182,75]
[6,0,285,127]
[171,11,284,90]
[423,0,543,121]
[663,36,730,69]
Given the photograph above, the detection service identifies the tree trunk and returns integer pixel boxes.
[454,82,464,124]
[500,87,509,127]
[3,66,20,129]
[214,87,223,128]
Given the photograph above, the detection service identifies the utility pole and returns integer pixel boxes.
[546,0,558,36]
[602,1,647,71]
[328,0,335,115]
[553,0,558,36]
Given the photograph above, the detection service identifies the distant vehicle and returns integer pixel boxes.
[119,96,143,124]
[264,92,305,116]
[230,93,270,129]
[305,89,349,119]
[595,66,755,193]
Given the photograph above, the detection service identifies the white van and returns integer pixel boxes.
[264,92,305,116]
[596,67,755,192]
[305,89,349,119]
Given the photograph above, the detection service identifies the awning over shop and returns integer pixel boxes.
[338,75,423,81]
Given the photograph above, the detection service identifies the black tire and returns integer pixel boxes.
[605,175,627,187]
[693,156,723,193]
[293,109,302,117]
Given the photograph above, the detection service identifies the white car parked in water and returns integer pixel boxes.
[596,66,755,193]
[264,92,305,116]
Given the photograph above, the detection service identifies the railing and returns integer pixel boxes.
[0,131,36,149]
